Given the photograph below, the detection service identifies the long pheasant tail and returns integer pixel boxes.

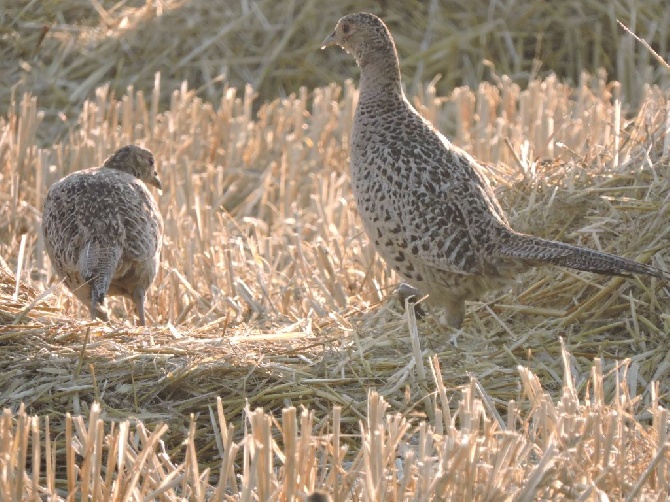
[498,232,669,281]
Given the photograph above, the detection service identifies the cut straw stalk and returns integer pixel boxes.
[0,346,668,498]
[2,9,670,497]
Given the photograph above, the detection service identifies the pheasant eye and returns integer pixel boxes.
[342,23,350,34]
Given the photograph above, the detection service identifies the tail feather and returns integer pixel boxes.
[78,241,123,311]
[497,232,668,280]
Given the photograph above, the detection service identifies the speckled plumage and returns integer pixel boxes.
[42,145,163,325]
[323,13,668,327]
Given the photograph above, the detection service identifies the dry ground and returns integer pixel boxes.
[1,0,670,499]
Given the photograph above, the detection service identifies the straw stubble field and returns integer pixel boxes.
[2,0,670,500]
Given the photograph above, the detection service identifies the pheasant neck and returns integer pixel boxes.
[357,52,404,101]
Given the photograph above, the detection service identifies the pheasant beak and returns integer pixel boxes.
[149,174,162,191]
[321,31,337,49]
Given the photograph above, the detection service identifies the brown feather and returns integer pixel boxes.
[323,13,668,327]
[42,145,163,325]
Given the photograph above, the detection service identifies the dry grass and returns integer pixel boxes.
[1,0,670,499]
[3,0,670,141]
[1,69,669,499]
[2,347,670,500]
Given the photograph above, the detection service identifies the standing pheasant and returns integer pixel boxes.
[42,145,164,325]
[322,12,668,327]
